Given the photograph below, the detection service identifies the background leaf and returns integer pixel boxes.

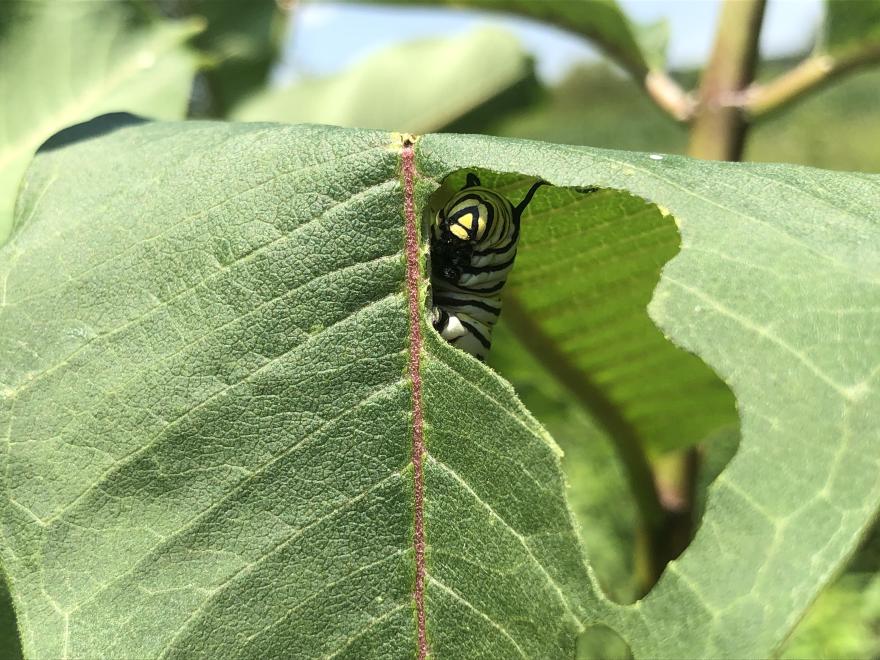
[355,0,660,79]
[467,60,880,174]
[0,0,201,245]
[629,18,670,72]
[821,0,880,56]
[0,570,21,660]
[231,26,535,133]
[464,168,737,456]
[179,0,287,116]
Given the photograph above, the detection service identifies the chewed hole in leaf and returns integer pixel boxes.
[577,624,633,659]
[428,168,741,603]
[0,575,22,660]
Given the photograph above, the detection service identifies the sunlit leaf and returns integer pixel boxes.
[0,120,595,658]
[0,0,200,244]
[231,27,534,133]
[1,120,878,658]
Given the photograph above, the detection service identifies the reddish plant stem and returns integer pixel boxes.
[401,139,428,659]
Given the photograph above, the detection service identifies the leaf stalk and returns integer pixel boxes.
[743,44,880,117]
[644,70,696,122]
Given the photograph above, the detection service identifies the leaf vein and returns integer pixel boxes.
[6,151,393,309]
[155,470,404,659]
[4,182,399,396]
[427,575,528,658]
[241,551,408,653]
[62,378,408,616]
[39,293,402,526]
[323,602,410,659]
[426,454,582,628]
[663,275,854,397]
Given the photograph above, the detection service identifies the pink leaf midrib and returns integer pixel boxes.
[401,138,428,659]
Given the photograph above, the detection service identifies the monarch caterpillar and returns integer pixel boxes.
[430,173,546,360]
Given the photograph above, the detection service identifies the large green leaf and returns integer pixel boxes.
[417,134,880,657]
[0,120,596,657]
[231,27,534,133]
[2,121,879,658]
[0,1,201,245]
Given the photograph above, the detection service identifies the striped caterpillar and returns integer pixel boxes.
[429,173,545,360]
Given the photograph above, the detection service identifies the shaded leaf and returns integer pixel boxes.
[631,18,669,72]
[487,321,640,603]
[822,0,880,55]
[441,167,736,455]
[0,573,21,660]
[182,0,286,116]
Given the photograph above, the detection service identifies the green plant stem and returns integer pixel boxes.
[502,295,668,590]
[744,44,880,117]
[688,0,767,161]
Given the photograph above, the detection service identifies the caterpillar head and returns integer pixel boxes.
[431,231,472,282]
[438,177,490,244]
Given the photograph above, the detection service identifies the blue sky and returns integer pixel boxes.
[277,0,824,84]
